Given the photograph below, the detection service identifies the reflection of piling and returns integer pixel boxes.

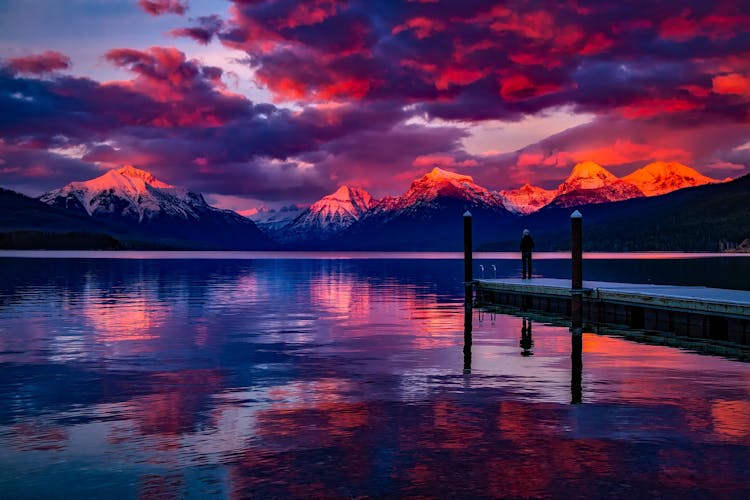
[463,290,472,373]
[571,333,582,404]
[520,317,533,356]
[570,210,583,334]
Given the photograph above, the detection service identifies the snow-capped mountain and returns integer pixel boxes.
[548,161,645,208]
[39,165,273,249]
[500,184,558,215]
[276,185,376,242]
[370,167,504,218]
[341,168,514,250]
[40,165,209,222]
[622,161,722,197]
[243,205,305,234]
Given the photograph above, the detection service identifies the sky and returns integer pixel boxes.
[1,0,750,211]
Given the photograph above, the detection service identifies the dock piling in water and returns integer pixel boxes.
[571,210,583,290]
[463,211,472,284]
[570,210,584,334]
[463,210,474,372]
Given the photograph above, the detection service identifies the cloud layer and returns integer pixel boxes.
[2,0,750,205]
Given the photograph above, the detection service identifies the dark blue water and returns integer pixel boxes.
[1,253,749,498]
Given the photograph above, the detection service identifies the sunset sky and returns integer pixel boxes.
[1,0,750,211]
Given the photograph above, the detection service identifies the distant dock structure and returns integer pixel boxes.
[466,210,750,345]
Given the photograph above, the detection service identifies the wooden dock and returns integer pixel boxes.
[475,278,750,345]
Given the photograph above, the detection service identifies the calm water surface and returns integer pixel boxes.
[1,253,749,498]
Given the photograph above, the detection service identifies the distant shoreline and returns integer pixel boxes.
[1,250,749,260]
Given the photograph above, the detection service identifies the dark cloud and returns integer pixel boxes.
[170,15,224,45]
[138,0,188,16]
[0,142,103,195]
[6,51,71,74]
[0,49,418,200]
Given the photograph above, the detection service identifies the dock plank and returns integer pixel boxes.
[476,278,750,318]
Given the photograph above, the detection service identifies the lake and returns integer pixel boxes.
[1,252,749,498]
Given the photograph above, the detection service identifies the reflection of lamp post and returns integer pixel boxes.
[520,317,533,356]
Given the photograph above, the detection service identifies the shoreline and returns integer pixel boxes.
[2,250,750,260]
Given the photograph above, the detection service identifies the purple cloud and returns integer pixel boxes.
[138,0,188,16]
[6,51,71,75]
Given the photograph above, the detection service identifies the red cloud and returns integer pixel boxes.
[499,74,562,101]
[436,67,486,90]
[580,33,614,55]
[279,0,341,29]
[713,73,750,96]
[105,47,214,100]
[618,98,703,119]
[102,46,249,127]
[659,12,698,41]
[138,0,187,16]
[660,11,750,41]
[393,17,445,39]
[316,78,371,100]
[7,51,71,74]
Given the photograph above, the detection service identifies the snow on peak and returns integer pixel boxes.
[39,165,204,222]
[275,186,377,241]
[423,167,475,184]
[244,204,305,234]
[622,161,721,196]
[500,184,557,215]
[116,165,173,189]
[550,161,645,207]
[395,167,501,208]
[326,185,373,206]
[558,161,618,193]
[308,185,374,221]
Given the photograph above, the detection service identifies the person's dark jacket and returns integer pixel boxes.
[520,235,534,253]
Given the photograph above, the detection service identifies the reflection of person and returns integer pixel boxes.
[520,317,533,356]
[520,229,534,279]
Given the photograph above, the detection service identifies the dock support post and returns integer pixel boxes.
[463,210,473,373]
[570,210,583,334]
[570,210,583,402]
[463,211,473,284]
[463,211,473,302]
[464,210,474,374]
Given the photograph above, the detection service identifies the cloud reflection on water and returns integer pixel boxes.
[0,257,749,497]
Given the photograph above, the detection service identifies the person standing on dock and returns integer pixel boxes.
[520,229,534,279]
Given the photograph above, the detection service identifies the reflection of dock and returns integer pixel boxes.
[475,278,750,345]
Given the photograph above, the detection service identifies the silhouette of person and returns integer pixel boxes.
[520,229,534,279]
[520,317,533,356]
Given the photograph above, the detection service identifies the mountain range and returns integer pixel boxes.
[498,160,724,214]
[0,161,743,251]
[6,166,274,250]
[252,161,726,246]
[481,172,750,252]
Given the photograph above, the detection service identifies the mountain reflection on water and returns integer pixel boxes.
[0,256,749,498]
